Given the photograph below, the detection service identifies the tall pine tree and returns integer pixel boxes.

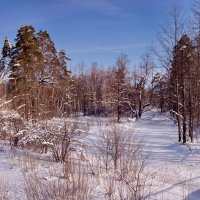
[37,31,72,117]
[9,25,44,121]
[170,34,195,143]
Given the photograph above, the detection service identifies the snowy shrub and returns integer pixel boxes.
[19,121,57,152]
[19,120,88,162]
[97,124,152,199]
[0,110,24,146]
[20,156,94,200]
[98,124,142,171]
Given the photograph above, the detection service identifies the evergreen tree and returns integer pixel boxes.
[57,50,73,115]
[37,31,73,117]
[58,50,71,83]
[9,25,44,121]
[37,30,59,79]
[0,37,13,84]
[170,34,195,143]
[37,30,61,117]
[2,37,13,58]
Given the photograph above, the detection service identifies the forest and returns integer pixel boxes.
[1,3,200,144]
[1,1,200,199]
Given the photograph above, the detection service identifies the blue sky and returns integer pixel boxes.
[0,0,192,69]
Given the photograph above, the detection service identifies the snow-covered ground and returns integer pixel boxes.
[139,110,200,200]
[1,109,200,199]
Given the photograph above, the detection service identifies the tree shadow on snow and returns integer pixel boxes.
[183,189,200,200]
[151,176,200,199]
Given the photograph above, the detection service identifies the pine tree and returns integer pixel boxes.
[37,31,73,117]
[37,30,61,117]
[58,50,71,83]
[2,37,13,58]
[9,25,44,121]
[0,37,13,83]
[37,30,59,78]
[170,34,195,143]
[57,50,73,115]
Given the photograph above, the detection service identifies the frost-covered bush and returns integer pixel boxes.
[98,124,142,170]
[21,157,94,200]
[19,121,57,151]
[19,120,88,162]
[0,110,24,145]
[97,124,152,200]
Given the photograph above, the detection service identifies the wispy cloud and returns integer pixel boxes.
[69,43,149,54]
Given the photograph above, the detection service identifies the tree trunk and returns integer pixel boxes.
[182,85,187,144]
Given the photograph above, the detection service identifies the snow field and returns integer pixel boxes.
[0,110,200,199]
